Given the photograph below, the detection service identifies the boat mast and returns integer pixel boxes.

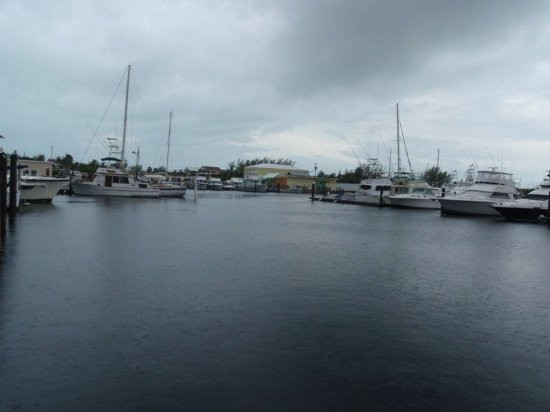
[396,103,401,175]
[121,64,131,168]
[165,111,172,179]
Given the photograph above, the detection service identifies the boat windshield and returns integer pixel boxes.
[475,170,514,185]
[412,188,433,195]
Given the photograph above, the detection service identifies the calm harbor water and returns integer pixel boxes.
[1,193,549,411]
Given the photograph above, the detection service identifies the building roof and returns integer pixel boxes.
[200,166,222,172]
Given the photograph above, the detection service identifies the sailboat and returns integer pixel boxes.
[146,112,186,197]
[72,65,159,198]
[386,103,441,209]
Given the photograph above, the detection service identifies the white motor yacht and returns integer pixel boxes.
[195,175,208,190]
[387,175,440,209]
[492,171,550,221]
[207,177,223,190]
[342,159,392,206]
[20,176,69,202]
[72,162,159,198]
[239,175,267,192]
[438,169,519,216]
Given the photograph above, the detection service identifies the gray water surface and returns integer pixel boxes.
[1,193,549,411]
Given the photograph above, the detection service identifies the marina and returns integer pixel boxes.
[3,1,550,410]
[1,193,550,410]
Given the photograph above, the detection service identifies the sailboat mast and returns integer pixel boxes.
[121,64,131,168]
[165,111,172,178]
[396,103,400,175]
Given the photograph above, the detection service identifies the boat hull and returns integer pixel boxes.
[159,187,186,197]
[493,206,548,221]
[237,183,267,192]
[387,195,440,210]
[344,193,387,206]
[439,198,500,216]
[72,182,159,198]
[20,178,69,202]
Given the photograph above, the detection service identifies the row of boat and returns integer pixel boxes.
[320,164,550,222]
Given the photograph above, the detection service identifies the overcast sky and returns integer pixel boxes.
[1,0,550,185]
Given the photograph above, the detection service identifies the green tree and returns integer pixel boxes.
[422,166,451,187]
[223,157,295,179]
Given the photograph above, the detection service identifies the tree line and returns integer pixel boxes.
[16,152,452,186]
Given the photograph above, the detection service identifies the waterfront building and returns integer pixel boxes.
[243,163,338,192]
[14,159,56,177]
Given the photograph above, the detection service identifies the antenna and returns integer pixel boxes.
[396,103,401,174]
[485,146,497,169]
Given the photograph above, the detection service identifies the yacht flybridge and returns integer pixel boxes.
[438,168,519,216]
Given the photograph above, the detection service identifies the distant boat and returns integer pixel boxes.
[386,176,441,209]
[72,65,159,198]
[207,177,223,190]
[145,112,186,198]
[195,175,208,190]
[239,175,267,192]
[72,160,159,198]
[438,168,519,216]
[492,171,550,221]
[341,159,392,206]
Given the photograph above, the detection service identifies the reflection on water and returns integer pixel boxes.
[1,194,550,411]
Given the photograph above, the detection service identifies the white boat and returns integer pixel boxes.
[222,182,236,190]
[239,175,267,192]
[72,65,160,198]
[72,164,159,198]
[141,174,186,198]
[207,177,223,190]
[143,113,186,198]
[438,168,519,216]
[492,171,550,221]
[387,176,440,209]
[19,176,69,202]
[195,175,208,190]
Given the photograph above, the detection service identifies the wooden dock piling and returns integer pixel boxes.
[9,154,17,217]
[0,153,7,239]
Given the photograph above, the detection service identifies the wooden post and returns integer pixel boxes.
[277,183,280,193]
[441,187,445,198]
[311,183,315,200]
[0,153,7,238]
[9,153,17,216]
[254,182,257,192]
[379,188,384,206]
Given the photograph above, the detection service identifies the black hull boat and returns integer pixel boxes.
[493,205,548,222]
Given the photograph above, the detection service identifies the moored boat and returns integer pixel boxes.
[20,176,69,202]
[492,171,550,221]
[439,168,519,216]
[72,162,159,198]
